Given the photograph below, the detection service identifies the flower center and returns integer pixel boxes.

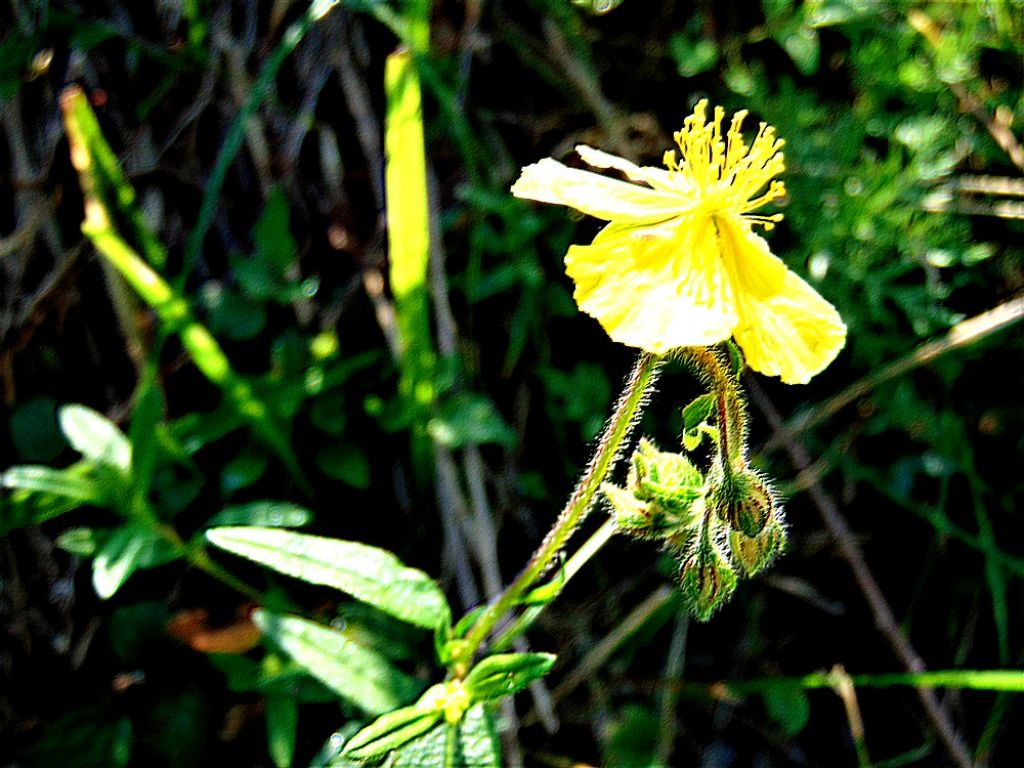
[663,100,787,230]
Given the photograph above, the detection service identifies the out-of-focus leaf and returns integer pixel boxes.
[602,702,660,768]
[1,464,105,505]
[253,610,420,714]
[0,489,80,535]
[669,31,719,78]
[385,45,436,475]
[206,501,312,529]
[316,443,371,489]
[390,704,501,768]
[428,393,516,448]
[343,686,445,761]
[763,683,811,736]
[266,694,298,768]
[92,523,181,599]
[129,375,165,498]
[57,526,114,557]
[463,653,556,702]
[59,404,132,473]
[220,447,269,495]
[207,527,450,630]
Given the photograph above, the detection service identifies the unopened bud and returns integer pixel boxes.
[630,439,704,516]
[679,544,737,621]
[602,482,655,535]
[709,469,775,537]
[729,520,785,576]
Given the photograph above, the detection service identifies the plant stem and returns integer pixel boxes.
[456,352,661,672]
[681,346,746,467]
[491,517,618,652]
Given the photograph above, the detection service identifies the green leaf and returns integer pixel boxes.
[463,653,556,703]
[342,686,445,761]
[92,524,181,599]
[129,375,166,498]
[682,423,719,452]
[762,683,810,737]
[1,464,105,505]
[669,32,719,78]
[206,527,451,630]
[681,393,715,432]
[266,694,298,768]
[315,443,371,489]
[254,187,299,275]
[428,393,516,448]
[253,610,420,715]
[221,447,270,495]
[385,45,436,476]
[59,404,132,472]
[57,526,114,557]
[0,488,81,534]
[206,501,312,529]
[390,704,501,768]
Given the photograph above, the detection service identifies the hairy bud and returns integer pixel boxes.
[729,520,786,576]
[708,468,776,537]
[679,540,737,621]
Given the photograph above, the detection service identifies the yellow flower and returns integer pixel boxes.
[510,100,846,384]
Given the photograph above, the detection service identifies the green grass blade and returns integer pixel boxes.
[385,46,437,473]
[727,669,1024,695]
[60,84,165,268]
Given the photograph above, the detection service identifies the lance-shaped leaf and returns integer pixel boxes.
[92,523,182,599]
[253,610,419,715]
[1,464,105,505]
[390,704,501,768]
[463,653,556,703]
[59,404,132,473]
[342,684,446,761]
[207,527,450,630]
[205,501,312,529]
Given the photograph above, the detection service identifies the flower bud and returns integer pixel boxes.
[729,520,785,576]
[602,482,655,536]
[679,542,737,621]
[709,468,776,537]
[630,439,704,516]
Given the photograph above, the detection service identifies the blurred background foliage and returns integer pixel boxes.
[1,0,1022,766]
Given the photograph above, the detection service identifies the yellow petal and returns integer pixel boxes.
[575,145,679,193]
[511,158,689,223]
[565,218,738,353]
[718,219,846,384]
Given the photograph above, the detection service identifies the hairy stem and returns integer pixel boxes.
[455,352,661,672]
